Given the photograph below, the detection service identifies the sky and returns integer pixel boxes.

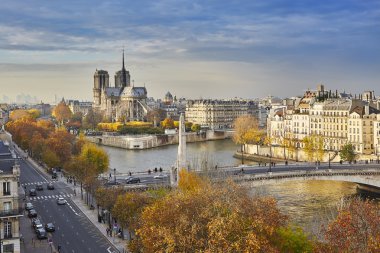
[0,0,379,103]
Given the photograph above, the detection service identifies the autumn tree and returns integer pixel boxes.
[321,198,380,252]
[9,109,32,121]
[132,171,289,253]
[340,143,356,163]
[79,143,109,175]
[303,134,324,163]
[191,123,201,132]
[46,128,75,166]
[52,100,72,126]
[161,118,174,129]
[233,115,264,164]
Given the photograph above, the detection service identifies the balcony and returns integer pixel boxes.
[0,207,23,218]
[3,233,12,239]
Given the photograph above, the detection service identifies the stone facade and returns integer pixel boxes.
[0,141,22,253]
[185,99,259,130]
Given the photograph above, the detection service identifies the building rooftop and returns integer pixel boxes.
[0,140,15,174]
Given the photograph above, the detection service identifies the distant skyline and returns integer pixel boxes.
[0,0,379,103]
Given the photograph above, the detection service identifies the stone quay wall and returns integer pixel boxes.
[86,130,233,150]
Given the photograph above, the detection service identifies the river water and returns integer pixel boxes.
[102,139,359,230]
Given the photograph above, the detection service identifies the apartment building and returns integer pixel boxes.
[0,141,22,253]
[185,99,258,130]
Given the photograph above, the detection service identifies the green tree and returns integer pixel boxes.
[303,134,325,163]
[276,225,314,253]
[340,143,356,163]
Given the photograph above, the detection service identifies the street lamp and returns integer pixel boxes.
[328,152,331,169]
[377,144,379,164]
[269,144,272,173]
[113,168,116,183]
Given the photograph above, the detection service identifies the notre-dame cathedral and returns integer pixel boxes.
[92,52,149,121]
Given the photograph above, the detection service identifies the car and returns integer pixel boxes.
[32,218,42,228]
[34,224,43,233]
[45,223,55,232]
[25,202,34,211]
[57,197,66,205]
[154,173,168,179]
[36,183,43,191]
[125,177,140,184]
[104,181,120,186]
[29,188,37,196]
[47,182,54,190]
[28,209,37,218]
[36,228,47,239]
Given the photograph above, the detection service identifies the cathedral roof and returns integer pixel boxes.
[105,87,122,97]
[121,86,147,98]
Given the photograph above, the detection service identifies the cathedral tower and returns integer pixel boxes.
[93,70,109,106]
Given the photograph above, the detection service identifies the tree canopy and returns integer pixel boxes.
[340,143,356,162]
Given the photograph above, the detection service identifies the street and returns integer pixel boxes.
[18,155,120,253]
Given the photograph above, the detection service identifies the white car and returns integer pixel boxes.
[57,197,66,205]
[154,174,168,179]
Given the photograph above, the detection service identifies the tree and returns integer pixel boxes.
[340,143,356,163]
[146,108,166,125]
[52,100,72,126]
[191,124,201,132]
[79,143,109,175]
[161,118,174,129]
[132,171,288,253]
[233,115,264,164]
[322,198,380,252]
[9,109,32,121]
[83,108,103,129]
[303,134,325,163]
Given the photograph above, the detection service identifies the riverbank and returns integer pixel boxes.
[87,130,234,150]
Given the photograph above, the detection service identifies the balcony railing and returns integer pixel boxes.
[0,207,23,218]
[3,233,13,239]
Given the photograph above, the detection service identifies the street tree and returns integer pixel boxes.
[233,115,264,164]
[340,143,356,163]
[303,134,325,163]
[79,143,109,175]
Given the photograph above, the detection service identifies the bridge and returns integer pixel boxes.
[227,165,380,193]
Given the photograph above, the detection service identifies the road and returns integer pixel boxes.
[18,155,119,253]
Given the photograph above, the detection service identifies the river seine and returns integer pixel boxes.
[103,139,359,230]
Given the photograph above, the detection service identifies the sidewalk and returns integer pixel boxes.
[15,144,127,253]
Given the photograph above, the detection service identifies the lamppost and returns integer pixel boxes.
[113,168,116,183]
[328,152,331,169]
[269,144,272,173]
[377,144,379,164]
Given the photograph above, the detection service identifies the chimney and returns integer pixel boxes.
[365,105,369,115]
[336,90,338,98]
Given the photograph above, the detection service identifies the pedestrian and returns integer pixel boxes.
[109,173,112,178]
[129,171,132,176]
[58,244,62,252]
[159,167,163,172]
[74,189,76,196]
[106,227,110,236]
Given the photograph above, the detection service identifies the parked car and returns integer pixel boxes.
[45,223,55,232]
[57,197,66,205]
[125,177,141,184]
[36,183,43,191]
[29,188,37,196]
[36,228,47,239]
[154,173,168,179]
[34,224,43,233]
[28,209,37,218]
[25,202,34,211]
[47,182,54,190]
[104,181,120,187]
[32,218,42,228]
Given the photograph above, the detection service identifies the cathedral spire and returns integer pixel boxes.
[122,48,125,71]
[121,48,127,87]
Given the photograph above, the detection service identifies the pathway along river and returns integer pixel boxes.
[103,139,364,230]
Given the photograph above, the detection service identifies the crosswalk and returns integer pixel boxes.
[29,194,74,201]
[21,181,54,186]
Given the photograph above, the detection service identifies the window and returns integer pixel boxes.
[4,221,12,238]
[3,201,12,213]
[3,182,11,196]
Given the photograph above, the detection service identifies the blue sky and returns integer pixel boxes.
[0,0,379,103]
